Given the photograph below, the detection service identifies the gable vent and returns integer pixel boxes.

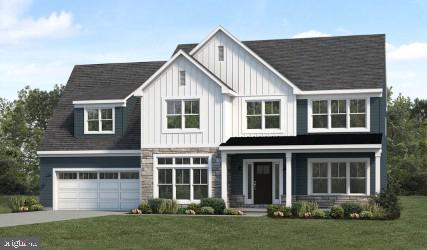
[179,70,186,85]
[218,46,224,61]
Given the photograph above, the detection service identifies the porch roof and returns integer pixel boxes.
[219,133,382,147]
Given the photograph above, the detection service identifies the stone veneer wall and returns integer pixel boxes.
[140,147,222,201]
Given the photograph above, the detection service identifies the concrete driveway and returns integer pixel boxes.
[0,210,124,228]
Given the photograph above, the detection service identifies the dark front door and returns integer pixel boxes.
[254,162,272,204]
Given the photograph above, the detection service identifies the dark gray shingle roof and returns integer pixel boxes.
[40,61,165,151]
[174,34,386,90]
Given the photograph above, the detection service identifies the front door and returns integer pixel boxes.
[254,162,272,204]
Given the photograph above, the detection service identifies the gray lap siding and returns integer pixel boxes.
[39,156,140,207]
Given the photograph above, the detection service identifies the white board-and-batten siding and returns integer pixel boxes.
[141,56,224,147]
[193,30,296,137]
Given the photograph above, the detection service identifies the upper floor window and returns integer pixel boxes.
[246,100,280,130]
[85,108,114,134]
[218,46,224,61]
[166,99,200,130]
[309,98,369,132]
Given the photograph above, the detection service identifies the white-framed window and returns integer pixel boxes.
[242,98,283,133]
[84,108,115,134]
[308,158,370,195]
[165,99,200,131]
[154,155,211,204]
[308,97,370,132]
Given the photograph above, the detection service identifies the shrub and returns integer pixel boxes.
[371,188,401,219]
[329,206,344,219]
[200,206,214,215]
[341,203,363,218]
[224,208,239,215]
[185,209,196,215]
[130,208,142,214]
[350,213,360,219]
[138,201,152,214]
[312,209,325,219]
[24,196,39,207]
[362,203,385,219]
[9,196,26,213]
[291,202,303,217]
[293,201,319,218]
[187,203,201,214]
[267,205,292,218]
[200,198,225,215]
[177,207,187,214]
[148,199,164,214]
[29,204,44,211]
[360,211,373,219]
[159,199,178,214]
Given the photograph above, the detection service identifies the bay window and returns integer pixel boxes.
[309,159,369,195]
[156,156,210,203]
[309,98,369,132]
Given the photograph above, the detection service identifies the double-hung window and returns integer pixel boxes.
[246,100,281,130]
[309,98,369,132]
[166,99,200,130]
[85,108,114,134]
[156,156,209,203]
[309,159,369,195]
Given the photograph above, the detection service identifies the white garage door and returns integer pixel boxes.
[55,170,140,211]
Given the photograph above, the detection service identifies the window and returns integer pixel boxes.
[218,46,224,61]
[309,159,369,195]
[85,108,114,133]
[246,100,281,130]
[350,162,366,193]
[58,172,77,179]
[79,172,97,179]
[312,162,328,193]
[120,172,139,179]
[158,169,173,199]
[350,99,366,127]
[331,100,346,128]
[309,98,368,132]
[99,172,118,179]
[179,70,186,86]
[312,100,328,128]
[156,156,210,202]
[166,99,200,130]
[193,169,208,199]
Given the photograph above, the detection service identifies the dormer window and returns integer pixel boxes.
[218,46,224,61]
[84,108,114,134]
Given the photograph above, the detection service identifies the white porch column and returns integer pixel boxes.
[285,152,292,207]
[221,152,228,207]
[375,149,382,194]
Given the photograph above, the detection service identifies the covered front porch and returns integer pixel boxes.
[218,134,383,208]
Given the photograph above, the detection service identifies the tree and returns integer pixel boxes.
[0,85,64,194]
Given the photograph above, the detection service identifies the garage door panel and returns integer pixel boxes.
[99,182,119,190]
[79,201,98,209]
[121,201,139,210]
[58,192,79,199]
[99,201,120,209]
[99,192,119,199]
[121,191,139,200]
[58,200,78,209]
[58,182,79,189]
[79,192,98,199]
[79,182,98,190]
[121,182,139,190]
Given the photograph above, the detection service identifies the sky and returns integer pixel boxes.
[0,0,426,100]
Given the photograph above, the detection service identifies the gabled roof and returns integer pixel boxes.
[174,34,386,91]
[40,61,164,151]
[132,50,237,97]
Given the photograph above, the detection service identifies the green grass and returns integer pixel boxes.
[0,195,12,213]
[0,196,426,249]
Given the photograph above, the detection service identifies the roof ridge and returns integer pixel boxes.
[75,60,166,67]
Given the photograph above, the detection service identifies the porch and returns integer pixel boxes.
[218,134,384,208]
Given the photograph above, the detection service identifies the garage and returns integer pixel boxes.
[53,169,140,211]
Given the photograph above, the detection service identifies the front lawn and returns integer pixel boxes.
[0,196,426,249]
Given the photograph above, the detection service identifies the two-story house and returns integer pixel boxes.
[37,27,386,210]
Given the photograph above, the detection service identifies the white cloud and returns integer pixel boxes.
[292,30,331,38]
[387,42,427,61]
[0,0,79,44]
